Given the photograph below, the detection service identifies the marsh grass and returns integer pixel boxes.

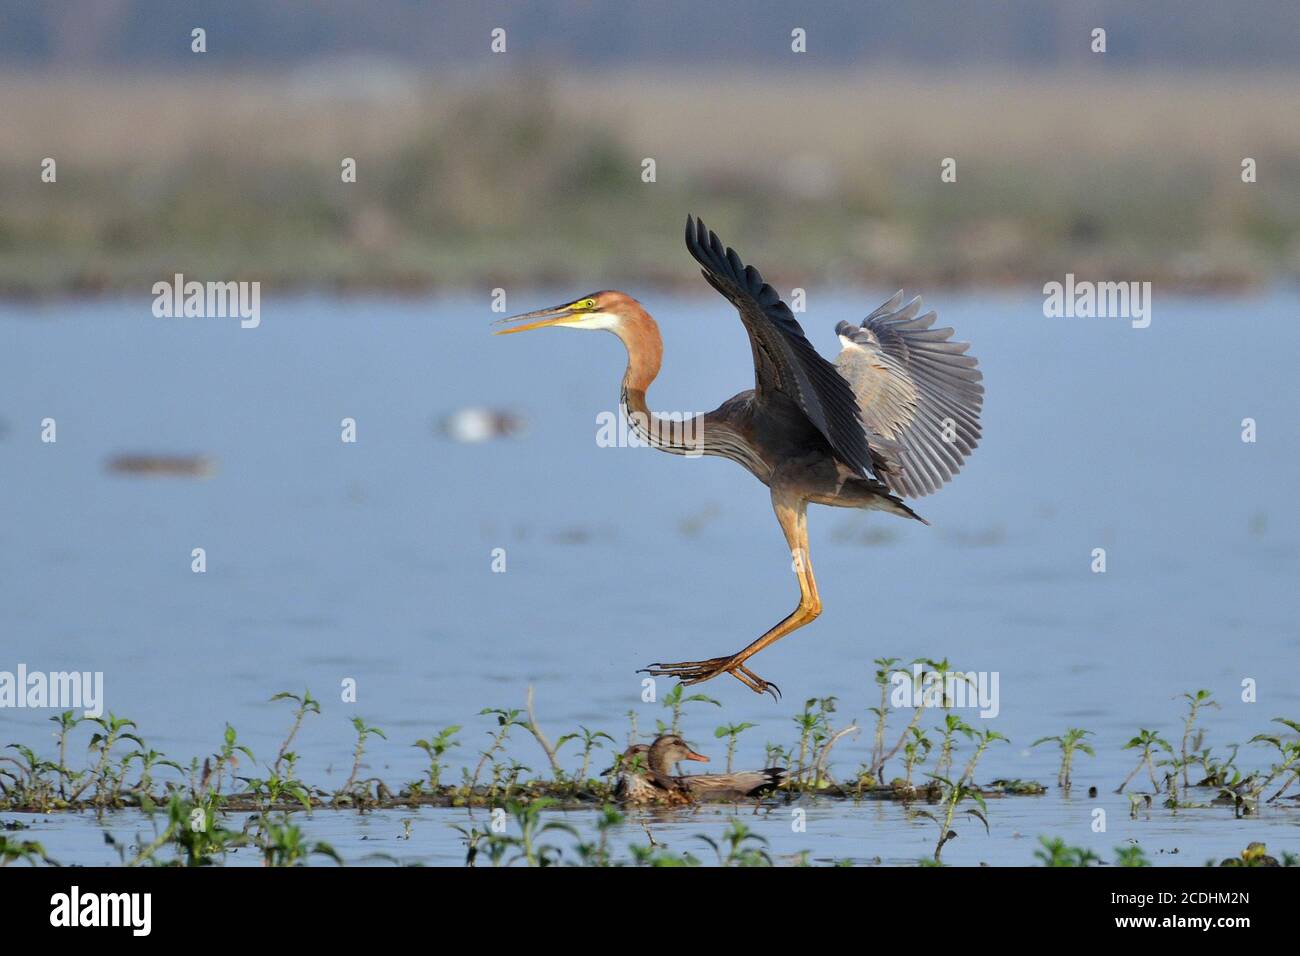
[2,673,1298,866]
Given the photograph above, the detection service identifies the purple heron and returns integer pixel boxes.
[494,216,983,699]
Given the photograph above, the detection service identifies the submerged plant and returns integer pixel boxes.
[1249,718,1300,802]
[1116,729,1171,794]
[1034,836,1102,867]
[0,835,53,867]
[556,726,614,784]
[270,689,320,776]
[714,722,757,773]
[1031,728,1095,790]
[659,683,720,736]
[256,814,341,867]
[697,819,772,867]
[900,726,932,789]
[916,775,989,864]
[1177,689,1218,789]
[49,710,83,798]
[339,717,386,803]
[868,656,902,777]
[959,728,1008,785]
[792,697,836,786]
[474,799,579,867]
[468,707,524,796]
[413,725,462,790]
[934,713,975,780]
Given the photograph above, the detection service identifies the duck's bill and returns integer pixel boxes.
[684,750,709,762]
[491,304,576,335]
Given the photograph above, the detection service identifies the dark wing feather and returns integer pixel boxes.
[833,291,983,498]
[685,215,877,478]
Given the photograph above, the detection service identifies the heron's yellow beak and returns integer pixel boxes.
[492,303,580,335]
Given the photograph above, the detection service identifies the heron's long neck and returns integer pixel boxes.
[615,310,701,455]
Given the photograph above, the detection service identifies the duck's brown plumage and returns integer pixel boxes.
[610,735,786,805]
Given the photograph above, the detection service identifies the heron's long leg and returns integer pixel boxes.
[641,491,819,698]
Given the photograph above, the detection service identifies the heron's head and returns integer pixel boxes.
[492,290,635,336]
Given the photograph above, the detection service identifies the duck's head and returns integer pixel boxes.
[648,733,709,773]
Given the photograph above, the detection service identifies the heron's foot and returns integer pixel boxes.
[639,657,781,701]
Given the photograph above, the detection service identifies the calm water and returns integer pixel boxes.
[2,289,1298,865]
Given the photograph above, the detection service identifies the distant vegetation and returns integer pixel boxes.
[1,70,1298,296]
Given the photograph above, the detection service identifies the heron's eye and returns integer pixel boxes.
[582,298,595,309]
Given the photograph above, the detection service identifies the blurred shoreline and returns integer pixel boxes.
[3,68,1298,298]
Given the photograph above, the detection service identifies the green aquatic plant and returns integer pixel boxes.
[1249,717,1300,802]
[868,656,902,776]
[793,696,836,786]
[1034,836,1102,867]
[574,804,624,867]
[485,799,580,867]
[934,713,976,780]
[659,683,720,736]
[1128,792,1153,819]
[270,689,320,776]
[127,793,244,867]
[714,722,757,773]
[0,835,53,867]
[49,710,83,798]
[256,815,341,867]
[916,775,989,864]
[413,725,462,790]
[1213,842,1296,867]
[79,713,144,809]
[1177,689,1218,789]
[1031,727,1095,790]
[901,726,933,790]
[468,707,524,797]
[959,729,1008,785]
[1113,843,1152,867]
[556,726,615,784]
[1116,729,1171,794]
[123,747,182,803]
[698,819,773,867]
[872,658,946,780]
[1,744,58,809]
[340,717,387,804]
[209,723,254,798]
[241,770,312,812]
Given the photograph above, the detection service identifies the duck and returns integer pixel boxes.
[604,734,787,805]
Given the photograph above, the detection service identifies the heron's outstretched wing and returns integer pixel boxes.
[685,215,878,479]
[833,291,983,498]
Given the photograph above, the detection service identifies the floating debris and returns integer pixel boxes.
[105,454,217,478]
[440,406,524,443]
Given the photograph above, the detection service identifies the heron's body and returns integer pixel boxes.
[496,217,983,697]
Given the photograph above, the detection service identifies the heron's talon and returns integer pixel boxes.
[641,656,780,700]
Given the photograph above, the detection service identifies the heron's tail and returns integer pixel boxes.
[873,485,930,525]
[890,496,930,526]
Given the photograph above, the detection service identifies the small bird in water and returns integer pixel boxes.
[496,217,983,698]
[604,734,786,805]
